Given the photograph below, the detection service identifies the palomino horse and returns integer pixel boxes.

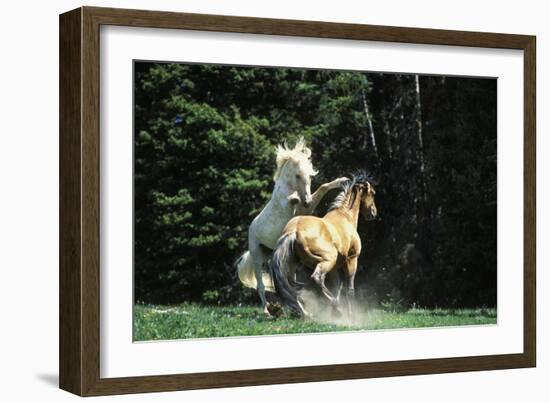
[236,138,347,316]
[270,173,377,317]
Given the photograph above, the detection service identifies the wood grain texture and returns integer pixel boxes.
[85,354,531,396]
[59,7,82,396]
[59,6,537,396]
[86,6,532,49]
[523,37,536,367]
[81,6,102,396]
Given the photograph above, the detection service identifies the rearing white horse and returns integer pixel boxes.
[237,138,347,315]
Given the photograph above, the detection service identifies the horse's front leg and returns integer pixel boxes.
[303,177,349,214]
[344,257,358,319]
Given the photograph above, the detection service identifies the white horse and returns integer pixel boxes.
[237,137,347,315]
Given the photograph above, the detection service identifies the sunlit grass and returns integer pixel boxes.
[133,303,496,341]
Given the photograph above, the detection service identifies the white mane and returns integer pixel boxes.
[273,137,318,181]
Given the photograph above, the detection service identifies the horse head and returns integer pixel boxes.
[353,172,378,221]
[274,137,318,208]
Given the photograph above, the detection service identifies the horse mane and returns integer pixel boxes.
[273,137,318,181]
[329,180,354,211]
[329,170,377,211]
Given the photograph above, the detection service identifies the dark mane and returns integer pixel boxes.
[329,170,377,211]
[351,170,378,186]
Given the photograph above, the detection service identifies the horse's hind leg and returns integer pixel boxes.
[326,270,344,302]
[292,262,313,318]
[284,258,311,318]
[249,243,271,316]
[311,258,339,307]
[326,270,344,317]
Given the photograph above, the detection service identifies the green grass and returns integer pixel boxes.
[133,303,496,341]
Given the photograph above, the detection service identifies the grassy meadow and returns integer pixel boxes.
[133,303,497,341]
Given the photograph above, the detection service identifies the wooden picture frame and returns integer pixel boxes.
[59,6,536,396]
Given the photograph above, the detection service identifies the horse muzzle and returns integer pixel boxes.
[363,208,378,221]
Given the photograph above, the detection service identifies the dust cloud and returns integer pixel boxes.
[298,288,375,328]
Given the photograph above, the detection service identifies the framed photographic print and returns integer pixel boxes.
[59,6,536,396]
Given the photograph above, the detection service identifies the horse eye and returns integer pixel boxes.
[295,174,300,179]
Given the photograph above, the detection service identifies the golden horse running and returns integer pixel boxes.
[270,173,377,317]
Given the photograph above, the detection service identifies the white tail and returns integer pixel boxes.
[236,251,275,292]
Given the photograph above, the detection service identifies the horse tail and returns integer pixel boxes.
[236,251,274,291]
[270,232,302,315]
[236,251,256,289]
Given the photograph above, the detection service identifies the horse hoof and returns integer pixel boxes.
[266,302,284,318]
[335,177,349,187]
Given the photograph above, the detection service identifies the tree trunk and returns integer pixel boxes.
[361,90,379,157]
[414,75,426,201]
